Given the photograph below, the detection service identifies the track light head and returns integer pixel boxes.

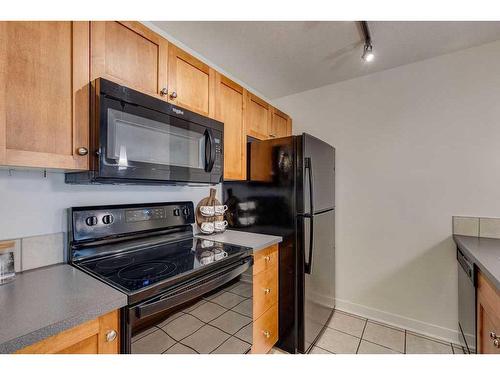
[359,21,374,63]
[362,43,374,62]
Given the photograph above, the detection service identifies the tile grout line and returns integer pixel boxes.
[404,330,407,354]
[360,338,404,354]
[406,330,456,347]
[356,319,368,354]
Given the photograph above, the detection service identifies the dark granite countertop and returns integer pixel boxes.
[453,235,500,290]
[0,264,127,353]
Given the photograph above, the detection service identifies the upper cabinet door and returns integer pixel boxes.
[168,45,215,117]
[91,21,168,99]
[270,107,292,138]
[0,21,90,170]
[246,93,271,140]
[215,73,247,180]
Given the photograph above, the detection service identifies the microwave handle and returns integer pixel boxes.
[204,129,216,172]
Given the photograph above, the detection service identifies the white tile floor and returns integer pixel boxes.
[132,298,466,355]
[131,279,253,354]
[273,309,466,355]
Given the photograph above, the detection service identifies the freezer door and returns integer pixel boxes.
[302,133,335,214]
[299,209,335,353]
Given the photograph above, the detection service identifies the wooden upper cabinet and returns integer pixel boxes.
[168,45,215,117]
[91,21,168,99]
[270,107,292,138]
[0,21,90,170]
[246,93,271,140]
[215,73,247,180]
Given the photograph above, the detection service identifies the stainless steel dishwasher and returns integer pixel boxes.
[457,248,476,354]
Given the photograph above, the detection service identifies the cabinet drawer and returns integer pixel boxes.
[253,244,278,276]
[252,303,278,354]
[253,265,278,319]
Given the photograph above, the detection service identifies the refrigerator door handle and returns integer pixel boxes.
[305,157,314,214]
[304,157,314,274]
[305,215,314,274]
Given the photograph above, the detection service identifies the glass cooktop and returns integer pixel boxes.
[78,237,251,293]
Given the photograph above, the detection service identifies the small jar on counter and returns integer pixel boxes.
[0,241,16,285]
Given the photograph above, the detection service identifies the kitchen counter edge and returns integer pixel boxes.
[195,230,282,253]
[453,235,500,291]
[0,264,128,354]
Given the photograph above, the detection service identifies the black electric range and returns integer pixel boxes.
[68,201,253,353]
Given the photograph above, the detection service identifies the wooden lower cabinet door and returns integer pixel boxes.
[253,244,278,276]
[253,266,278,320]
[252,303,278,354]
[0,21,90,170]
[215,73,246,180]
[16,310,120,354]
[477,272,500,354]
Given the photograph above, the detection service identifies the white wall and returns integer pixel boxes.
[274,40,500,342]
[0,169,219,240]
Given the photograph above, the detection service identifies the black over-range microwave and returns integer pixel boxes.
[65,78,223,185]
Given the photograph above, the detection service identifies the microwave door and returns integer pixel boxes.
[99,97,219,183]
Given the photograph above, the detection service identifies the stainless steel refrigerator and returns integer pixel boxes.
[223,133,335,353]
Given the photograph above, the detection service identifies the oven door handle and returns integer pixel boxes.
[204,129,216,172]
[135,258,252,319]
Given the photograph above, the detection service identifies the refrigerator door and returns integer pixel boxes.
[298,209,335,353]
[301,133,335,214]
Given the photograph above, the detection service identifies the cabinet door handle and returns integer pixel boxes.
[160,87,168,96]
[264,255,271,262]
[264,288,271,294]
[169,91,178,99]
[493,339,500,348]
[490,332,497,340]
[106,330,117,342]
[263,330,271,339]
[76,147,88,156]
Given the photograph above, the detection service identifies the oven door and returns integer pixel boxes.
[98,95,222,184]
[124,257,253,354]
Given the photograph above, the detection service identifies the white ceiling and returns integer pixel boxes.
[151,21,500,99]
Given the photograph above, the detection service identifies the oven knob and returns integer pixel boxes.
[102,214,114,225]
[182,208,190,216]
[85,216,98,226]
[173,208,180,216]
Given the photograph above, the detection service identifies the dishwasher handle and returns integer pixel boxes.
[457,248,475,286]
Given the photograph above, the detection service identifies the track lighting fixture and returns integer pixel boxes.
[359,21,374,63]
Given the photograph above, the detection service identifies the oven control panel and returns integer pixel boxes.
[71,202,194,243]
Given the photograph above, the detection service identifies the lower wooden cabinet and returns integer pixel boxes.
[16,310,120,354]
[477,271,500,354]
[253,302,278,354]
[252,244,279,354]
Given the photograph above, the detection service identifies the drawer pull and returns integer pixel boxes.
[263,330,271,339]
[490,332,498,340]
[494,339,500,349]
[106,330,117,342]
[264,255,271,262]
[264,288,271,294]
